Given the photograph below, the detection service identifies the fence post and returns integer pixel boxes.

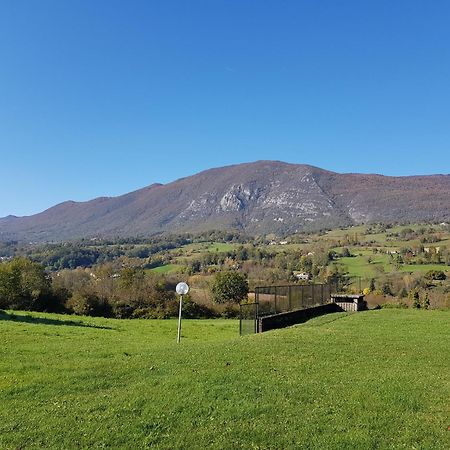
[274,286,277,314]
[288,285,292,310]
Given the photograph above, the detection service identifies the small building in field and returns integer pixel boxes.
[293,271,310,281]
[330,294,366,311]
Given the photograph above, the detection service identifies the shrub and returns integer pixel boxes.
[381,301,409,309]
[425,270,446,281]
[410,290,421,309]
[381,282,393,296]
[341,248,351,257]
[210,271,249,304]
[111,302,135,319]
[423,293,430,310]
[66,292,111,317]
[181,296,217,318]
[221,303,239,318]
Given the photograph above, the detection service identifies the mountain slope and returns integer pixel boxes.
[1,161,449,242]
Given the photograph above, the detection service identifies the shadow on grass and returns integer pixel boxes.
[0,310,112,330]
[305,311,354,327]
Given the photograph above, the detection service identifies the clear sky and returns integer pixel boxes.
[1,0,449,217]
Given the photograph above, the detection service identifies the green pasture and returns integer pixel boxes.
[401,263,450,273]
[324,225,367,238]
[264,243,308,253]
[336,255,394,278]
[1,309,449,449]
[324,224,447,247]
[180,242,237,254]
[336,254,450,279]
[147,264,181,274]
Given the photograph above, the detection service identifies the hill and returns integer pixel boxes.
[0,309,449,449]
[1,161,449,242]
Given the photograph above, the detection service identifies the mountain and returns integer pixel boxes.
[1,161,449,242]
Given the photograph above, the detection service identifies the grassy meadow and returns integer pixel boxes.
[1,309,449,449]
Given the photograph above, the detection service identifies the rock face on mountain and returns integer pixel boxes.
[1,161,449,242]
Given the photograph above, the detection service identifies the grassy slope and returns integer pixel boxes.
[1,310,449,449]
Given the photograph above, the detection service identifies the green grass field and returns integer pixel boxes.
[336,255,394,278]
[1,309,449,449]
[336,254,450,280]
[147,263,182,274]
[179,241,237,254]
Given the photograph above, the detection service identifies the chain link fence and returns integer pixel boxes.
[239,302,258,335]
[240,281,339,335]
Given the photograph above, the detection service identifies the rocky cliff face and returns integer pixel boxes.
[1,161,449,242]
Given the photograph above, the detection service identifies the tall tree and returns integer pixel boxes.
[210,271,249,304]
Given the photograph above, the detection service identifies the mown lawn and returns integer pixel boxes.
[1,309,449,449]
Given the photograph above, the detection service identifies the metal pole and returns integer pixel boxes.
[288,285,292,311]
[177,294,183,343]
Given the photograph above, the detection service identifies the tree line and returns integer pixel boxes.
[0,257,249,319]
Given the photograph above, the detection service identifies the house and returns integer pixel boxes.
[293,271,310,281]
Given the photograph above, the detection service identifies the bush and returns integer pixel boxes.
[381,282,393,296]
[181,296,217,318]
[410,290,421,309]
[362,287,371,296]
[381,301,409,309]
[210,271,249,304]
[341,248,351,257]
[221,303,239,318]
[423,293,430,309]
[66,292,111,317]
[425,270,446,281]
[111,302,135,319]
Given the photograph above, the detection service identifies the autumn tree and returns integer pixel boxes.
[210,271,249,304]
[0,257,51,310]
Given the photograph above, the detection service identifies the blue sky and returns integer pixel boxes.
[1,0,449,217]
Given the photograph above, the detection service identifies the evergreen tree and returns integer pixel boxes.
[423,293,430,310]
[411,290,421,309]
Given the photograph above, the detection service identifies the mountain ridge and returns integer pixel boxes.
[1,160,449,242]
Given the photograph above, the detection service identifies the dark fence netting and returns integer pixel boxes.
[240,281,339,335]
